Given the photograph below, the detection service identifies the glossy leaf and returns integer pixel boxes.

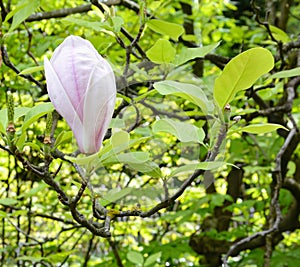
[146,39,176,64]
[147,19,184,41]
[214,47,274,109]
[152,118,205,144]
[154,80,213,113]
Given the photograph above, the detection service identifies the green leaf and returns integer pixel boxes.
[269,25,290,43]
[144,252,162,267]
[129,161,162,178]
[100,187,133,206]
[65,153,99,166]
[146,39,176,64]
[154,80,213,114]
[20,102,54,133]
[53,131,73,149]
[169,162,228,177]
[15,132,26,150]
[110,130,130,150]
[19,65,44,75]
[239,123,288,134]
[213,47,274,109]
[152,118,205,144]
[0,198,19,206]
[63,17,108,33]
[147,19,184,41]
[127,251,144,266]
[8,0,40,33]
[174,42,221,66]
[111,16,124,32]
[102,151,149,165]
[268,67,300,80]
[109,118,126,128]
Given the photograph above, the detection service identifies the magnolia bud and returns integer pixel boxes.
[44,36,116,154]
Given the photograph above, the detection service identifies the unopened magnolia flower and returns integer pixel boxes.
[44,35,116,154]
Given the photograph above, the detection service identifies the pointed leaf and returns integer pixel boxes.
[240,123,288,134]
[53,131,73,149]
[152,118,205,143]
[169,162,228,177]
[174,42,220,66]
[147,19,184,41]
[268,67,300,80]
[144,252,162,267]
[154,80,213,113]
[101,187,133,206]
[127,251,144,266]
[214,47,274,109]
[102,151,149,165]
[8,0,40,32]
[20,102,54,133]
[146,39,176,64]
[19,65,44,75]
[129,161,162,178]
[0,198,19,206]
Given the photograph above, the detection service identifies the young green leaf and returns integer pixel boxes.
[100,187,133,206]
[110,130,130,149]
[127,251,144,266]
[102,151,149,165]
[174,42,221,66]
[19,65,44,75]
[214,47,274,109]
[239,123,288,134]
[0,198,19,206]
[154,80,213,114]
[129,161,162,178]
[8,0,40,33]
[269,25,290,43]
[169,162,228,177]
[146,39,176,64]
[20,102,54,133]
[53,131,73,149]
[152,118,205,144]
[268,67,300,80]
[144,252,162,267]
[147,19,184,41]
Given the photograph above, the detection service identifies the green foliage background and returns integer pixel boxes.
[1,0,300,266]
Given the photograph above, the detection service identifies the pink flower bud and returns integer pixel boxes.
[44,35,116,154]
